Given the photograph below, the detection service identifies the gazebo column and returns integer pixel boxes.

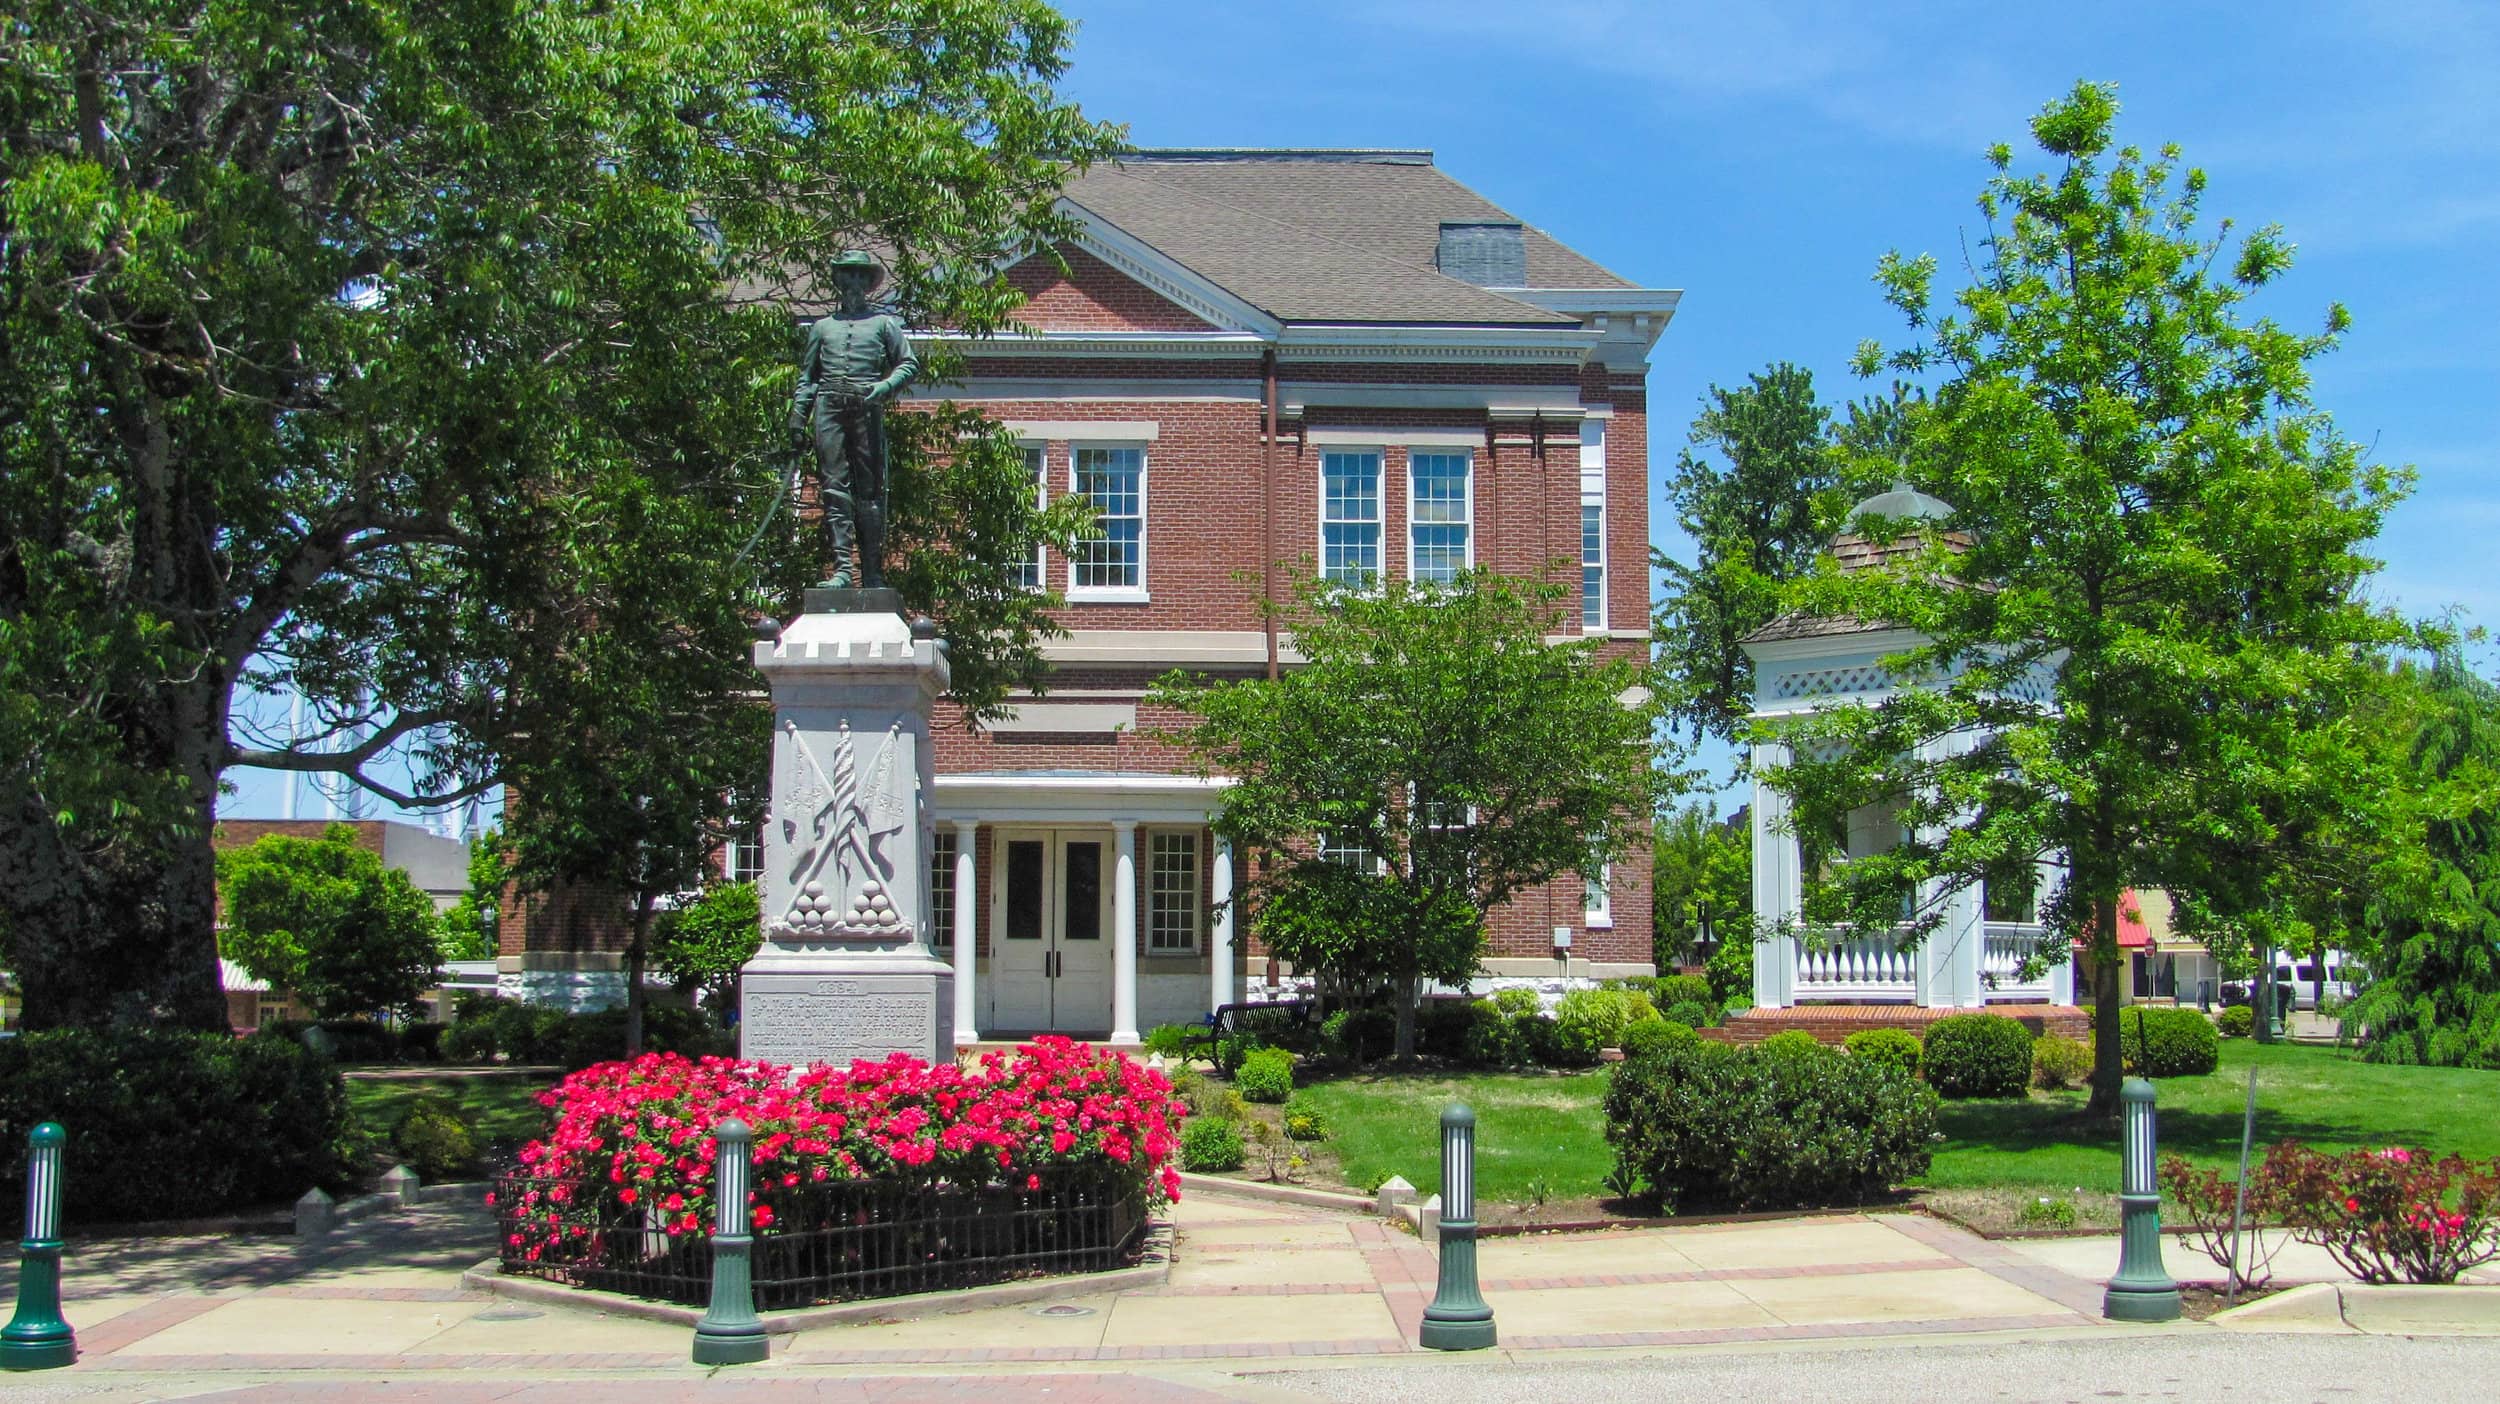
[1110,820,1140,1045]
[1210,835,1236,1016]
[1750,740,1800,1008]
[950,819,979,1047]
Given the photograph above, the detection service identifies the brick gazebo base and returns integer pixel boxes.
[1707,1004,2092,1045]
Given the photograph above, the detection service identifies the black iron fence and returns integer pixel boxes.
[492,1174,1149,1309]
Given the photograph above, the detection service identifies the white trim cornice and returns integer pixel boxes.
[1056,201,1284,337]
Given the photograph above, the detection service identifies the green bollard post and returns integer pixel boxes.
[3,1122,76,1371]
[2103,1078,2183,1322]
[690,1118,769,1365]
[1418,1102,1496,1351]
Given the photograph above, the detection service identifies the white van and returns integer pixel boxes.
[2273,950,2364,1010]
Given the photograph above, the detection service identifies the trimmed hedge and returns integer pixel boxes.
[1179,1117,1244,1172]
[0,1029,350,1222]
[1235,1048,1295,1103]
[2032,1033,2093,1090]
[392,1097,478,1180]
[1554,988,1646,1064]
[1844,1027,1922,1077]
[1663,999,1714,1029]
[1921,1013,2036,1099]
[1654,974,1715,1010]
[2216,1004,2256,1038]
[1756,1029,1824,1060]
[442,995,728,1068]
[1618,1019,1701,1062]
[2120,1006,2220,1077]
[1602,1041,1938,1212]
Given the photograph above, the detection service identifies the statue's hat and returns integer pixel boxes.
[831,250,885,290]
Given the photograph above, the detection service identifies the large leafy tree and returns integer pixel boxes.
[1650,801,1751,967]
[1151,574,1668,1062]
[0,0,1116,1030]
[2342,651,2500,1067]
[1652,365,1913,743]
[1767,82,2410,1115]
[217,823,441,1019]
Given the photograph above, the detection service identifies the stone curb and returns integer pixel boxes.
[1176,1173,1377,1215]
[458,1218,1173,1334]
[2210,1281,2500,1335]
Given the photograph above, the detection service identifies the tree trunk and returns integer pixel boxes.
[1,695,230,1033]
[624,890,654,1057]
[1392,972,1419,1066]
[2084,894,2125,1120]
[2253,940,2276,1045]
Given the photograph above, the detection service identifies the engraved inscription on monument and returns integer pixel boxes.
[742,986,937,1067]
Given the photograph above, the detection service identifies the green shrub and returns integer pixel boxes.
[1490,987,1542,1017]
[1457,1002,1527,1067]
[1212,1032,1261,1076]
[442,1017,501,1063]
[0,1030,350,1222]
[1663,999,1714,1029]
[2017,1195,2080,1230]
[1238,1007,1322,1056]
[1142,1024,1198,1058]
[1705,936,1755,1008]
[1844,1028,1923,1077]
[1328,1004,1399,1063]
[1179,1117,1245,1172]
[2031,1034,2093,1090]
[1613,975,1660,999]
[2120,1006,2220,1077]
[1512,1011,1563,1066]
[399,1023,447,1062]
[1235,1048,1295,1103]
[1603,1041,1938,1212]
[1654,974,1714,1010]
[1283,1101,1329,1141]
[1619,1019,1700,1062]
[1921,1013,2036,1098]
[1412,999,1478,1060]
[2216,1004,2256,1038]
[1757,1029,1825,1060]
[391,1098,478,1180]
[1553,988,1639,1064]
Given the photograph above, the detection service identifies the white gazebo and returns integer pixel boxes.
[1739,487,2073,1011]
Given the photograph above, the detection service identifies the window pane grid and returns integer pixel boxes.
[927,828,958,950]
[1072,447,1143,590]
[1322,451,1382,586]
[1147,831,1200,952]
[1016,446,1045,590]
[1581,503,1606,629]
[1410,452,1471,583]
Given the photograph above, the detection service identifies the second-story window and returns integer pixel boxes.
[1321,450,1382,587]
[1016,444,1045,591]
[1581,503,1606,630]
[1071,445,1145,595]
[1409,450,1472,584]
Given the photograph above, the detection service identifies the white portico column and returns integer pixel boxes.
[1210,835,1236,1015]
[1111,820,1141,1045]
[951,819,979,1047]
[1751,740,1800,1008]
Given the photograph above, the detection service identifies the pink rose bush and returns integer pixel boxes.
[2163,1142,2500,1286]
[494,1037,1183,1274]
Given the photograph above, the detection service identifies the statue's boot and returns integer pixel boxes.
[823,485,857,588]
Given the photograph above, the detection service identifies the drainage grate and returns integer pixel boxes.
[1026,1303,1096,1318]
[472,1307,546,1323]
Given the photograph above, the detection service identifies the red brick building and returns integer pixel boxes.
[900,150,1678,1039]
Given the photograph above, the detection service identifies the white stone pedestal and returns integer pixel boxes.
[739,594,953,1066]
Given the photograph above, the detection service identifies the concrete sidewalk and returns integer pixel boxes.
[5,1183,2488,1398]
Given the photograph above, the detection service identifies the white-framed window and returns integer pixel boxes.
[1069,445,1145,597]
[927,827,958,951]
[1584,861,1613,929]
[1320,450,1382,587]
[1581,505,1607,630]
[1409,450,1472,584]
[1015,443,1046,591]
[1147,830,1201,953]
[1318,828,1377,870]
[1580,419,1607,631]
[729,828,765,884]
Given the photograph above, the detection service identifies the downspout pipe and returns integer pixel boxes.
[1264,348,1280,681]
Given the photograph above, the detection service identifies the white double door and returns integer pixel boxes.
[988,829,1114,1035]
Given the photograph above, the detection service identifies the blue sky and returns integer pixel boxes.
[220,0,2497,821]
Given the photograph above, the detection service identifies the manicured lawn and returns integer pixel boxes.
[1922,1039,2500,1192]
[1290,1041,2500,1204]
[344,1071,558,1149]
[1294,1070,1616,1201]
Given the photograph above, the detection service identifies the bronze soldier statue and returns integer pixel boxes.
[791,251,919,589]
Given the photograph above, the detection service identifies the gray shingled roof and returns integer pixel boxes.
[1060,152,1632,326]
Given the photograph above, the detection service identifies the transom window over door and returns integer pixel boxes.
[1070,446,1144,596]
[1320,451,1381,586]
[1409,450,1472,583]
